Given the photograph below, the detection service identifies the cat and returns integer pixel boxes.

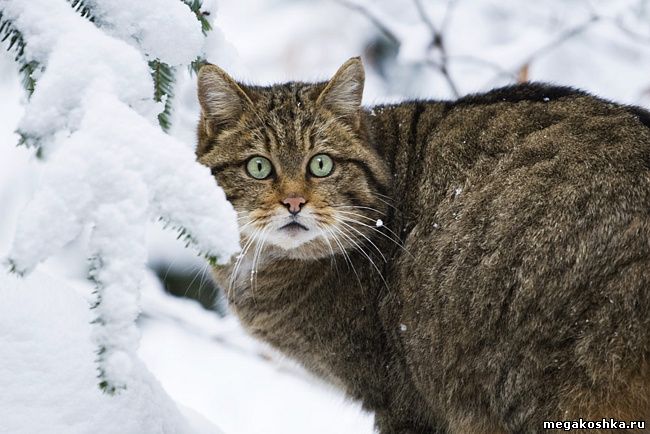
[195,57,650,433]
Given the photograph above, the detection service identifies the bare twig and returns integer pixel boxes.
[448,55,516,80]
[335,0,461,97]
[479,14,602,86]
[332,0,400,47]
[424,59,459,97]
[336,0,603,99]
[440,0,459,34]
[413,0,439,38]
[614,15,650,43]
[413,0,460,97]
[519,14,601,69]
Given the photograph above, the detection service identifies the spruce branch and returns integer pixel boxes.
[157,216,222,266]
[0,11,39,96]
[182,0,212,76]
[63,0,179,133]
[182,0,212,35]
[5,258,23,277]
[63,0,215,132]
[190,56,208,75]
[149,0,214,130]
[149,59,176,132]
[68,0,95,22]
[0,11,40,149]
[87,255,124,395]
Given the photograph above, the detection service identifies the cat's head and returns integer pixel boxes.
[196,58,390,259]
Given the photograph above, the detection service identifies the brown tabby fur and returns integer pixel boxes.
[196,57,650,433]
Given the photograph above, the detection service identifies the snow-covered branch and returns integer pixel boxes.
[2,0,239,394]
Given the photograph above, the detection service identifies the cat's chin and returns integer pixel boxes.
[267,226,320,251]
[261,231,338,260]
[239,215,346,260]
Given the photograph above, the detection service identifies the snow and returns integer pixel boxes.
[4,0,239,397]
[86,0,205,66]
[139,274,374,434]
[0,265,371,434]
[0,270,220,434]
[4,0,155,147]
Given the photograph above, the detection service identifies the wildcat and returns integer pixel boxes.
[195,57,650,433]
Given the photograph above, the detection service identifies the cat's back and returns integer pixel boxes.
[379,83,650,431]
[379,83,650,224]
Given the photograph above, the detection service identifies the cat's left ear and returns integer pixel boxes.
[317,57,365,124]
[197,63,255,135]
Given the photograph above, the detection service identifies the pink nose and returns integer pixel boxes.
[282,196,306,214]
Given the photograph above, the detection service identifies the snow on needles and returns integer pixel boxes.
[3,0,239,408]
[5,0,155,150]
[0,271,222,434]
[86,0,204,66]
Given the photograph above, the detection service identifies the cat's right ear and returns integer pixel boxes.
[197,64,254,135]
[316,57,365,125]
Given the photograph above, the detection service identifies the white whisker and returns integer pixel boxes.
[323,225,362,289]
[334,209,403,244]
[316,222,339,274]
[251,226,270,295]
[336,215,413,258]
[334,218,387,263]
[331,204,387,216]
[229,227,261,295]
[332,224,389,290]
[368,192,401,213]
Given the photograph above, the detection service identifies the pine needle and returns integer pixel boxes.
[149,59,176,132]
[0,11,39,96]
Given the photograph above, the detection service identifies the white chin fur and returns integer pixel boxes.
[265,223,319,250]
[240,212,322,251]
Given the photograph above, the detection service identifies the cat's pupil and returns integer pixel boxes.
[257,162,262,171]
[318,159,323,169]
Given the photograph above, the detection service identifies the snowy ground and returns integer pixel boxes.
[139,270,373,434]
[2,0,650,433]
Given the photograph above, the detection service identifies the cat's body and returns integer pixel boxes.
[197,58,650,433]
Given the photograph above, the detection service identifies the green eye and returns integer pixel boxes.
[246,156,273,179]
[308,154,334,177]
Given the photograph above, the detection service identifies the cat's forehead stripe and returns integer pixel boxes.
[259,83,314,155]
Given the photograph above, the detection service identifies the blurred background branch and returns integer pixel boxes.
[332,0,650,101]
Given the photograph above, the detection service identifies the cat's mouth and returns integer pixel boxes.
[239,209,322,251]
[279,220,309,231]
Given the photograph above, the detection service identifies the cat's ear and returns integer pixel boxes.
[197,64,254,134]
[317,57,365,121]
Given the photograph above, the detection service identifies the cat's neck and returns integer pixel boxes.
[363,101,449,230]
[364,100,447,174]
[219,233,391,305]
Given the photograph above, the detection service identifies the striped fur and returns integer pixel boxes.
[197,58,650,433]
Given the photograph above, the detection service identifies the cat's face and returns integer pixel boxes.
[196,58,390,259]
